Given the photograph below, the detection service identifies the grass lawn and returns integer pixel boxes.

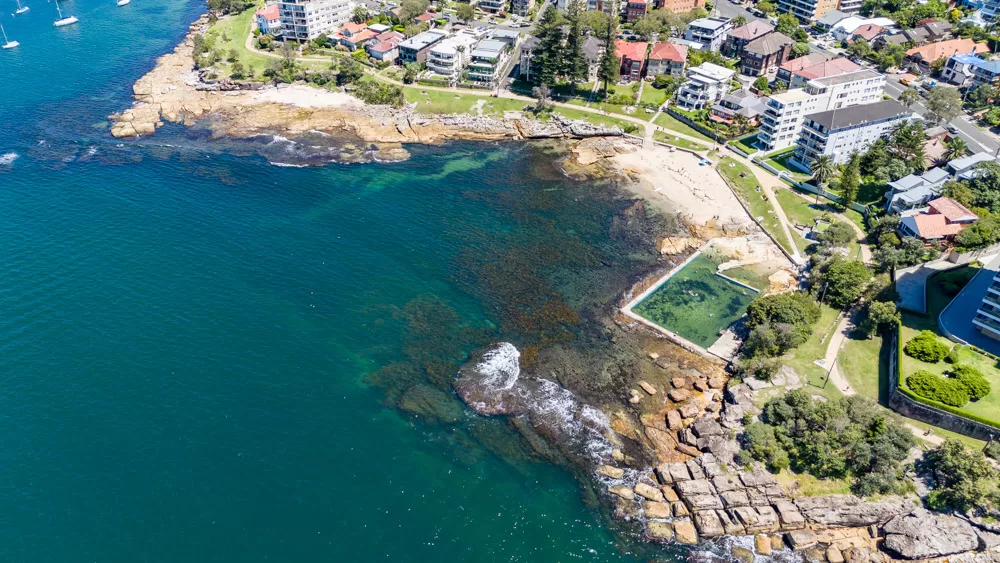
[717,158,796,256]
[841,332,886,401]
[730,134,759,155]
[639,84,667,107]
[403,88,527,115]
[653,131,708,151]
[550,106,638,132]
[653,112,714,142]
[779,304,845,400]
[775,468,853,498]
[773,189,862,260]
[763,151,812,183]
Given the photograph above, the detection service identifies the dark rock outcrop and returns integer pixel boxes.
[882,509,980,559]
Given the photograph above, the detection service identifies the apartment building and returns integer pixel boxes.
[398,29,447,64]
[721,21,773,58]
[626,0,648,22]
[676,62,736,110]
[777,0,838,23]
[466,39,511,84]
[683,17,732,52]
[656,0,706,12]
[791,99,910,171]
[757,68,884,152]
[427,31,481,79]
[975,267,1000,342]
[278,0,354,42]
[740,32,793,77]
[646,42,688,77]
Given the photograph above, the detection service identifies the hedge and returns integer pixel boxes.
[904,330,951,363]
[951,364,991,401]
[907,370,970,407]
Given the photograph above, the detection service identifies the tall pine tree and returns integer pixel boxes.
[598,24,619,95]
[563,0,588,86]
[532,6,565,86]
[840,152,861,212]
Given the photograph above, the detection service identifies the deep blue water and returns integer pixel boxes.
[0,1,677,561]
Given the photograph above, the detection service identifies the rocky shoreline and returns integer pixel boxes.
[108,15,623,161]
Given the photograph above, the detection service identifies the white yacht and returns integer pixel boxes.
[15,0,28,14]
[53,0,77,26]
[1,23,18,48]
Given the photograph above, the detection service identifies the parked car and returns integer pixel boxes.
[947,125,959,134]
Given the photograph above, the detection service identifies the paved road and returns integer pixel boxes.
[883,75,1000,155]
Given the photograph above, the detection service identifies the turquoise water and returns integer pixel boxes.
[0,1,680,561]
[634,254,756,348]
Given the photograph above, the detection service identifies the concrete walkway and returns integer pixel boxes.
[895,259,963,313]
[727,152,804,265]
[780,186,872,264]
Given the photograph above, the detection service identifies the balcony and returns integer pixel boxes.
[974,314,1000,337]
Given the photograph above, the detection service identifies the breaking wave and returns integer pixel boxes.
[0,152,19,167]
[476,342,520,390]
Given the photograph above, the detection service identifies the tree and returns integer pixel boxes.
[598,25,620,95]
[905,330,951,362]
[861,300,900,337]
[532,84,552,111]
[924,86,963,125]
[816,221,856,248]
[563,0,588,84]
[399,0,430,23]
[846,38,873,60]
[532,6,566,86]
[924,439,999,513]
[888,121,927,172]
[819,258,872,308]
[579,9,614,37]
[791,42,810,59]
[839,152,861,211]
[753,75,770,94]
[943,136,968,162]
[456,2,475,22]
[757,1,777,15]
[335,56,365,85]
[353,6,370,23]
[810,154,838,187]
[731,15,747,27]
[899,87,921,109]
[229,60,246,80]
[775,13,800,36]
[633,15,661,40]
[280,41,297,65]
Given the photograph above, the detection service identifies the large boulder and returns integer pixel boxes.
[794,495,916,528]
[883,509,980,559]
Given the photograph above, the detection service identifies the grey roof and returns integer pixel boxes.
[745,31,793,56]
[889,174,926,192]
[399,30,446,50]
[903,28,930,42]
[520,36,540,52]
[816,10,848,27]
[882,34,907,45]
[472,39,507,58]
[948,152,995,172]
[805,99,909,131]
[923,20,952,36]
[582,36,602,62]
[892,184,936,205]
[689,17,731,31]
[923,167,951,184]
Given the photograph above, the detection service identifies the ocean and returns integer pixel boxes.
[0,0,684,560]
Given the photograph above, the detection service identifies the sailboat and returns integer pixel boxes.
[116,0,130,6]
[1,23,18,49]
[14,0,28,15]
[53,0,77,26]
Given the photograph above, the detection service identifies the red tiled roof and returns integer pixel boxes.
[728,20,773,40]
[615,40,648,62]
[255,4,279,20]
[375,30,404,41]
[929,197,978,222]
[339,22,367,34]
[348,29,377,43]
[795,57,862,79]
[906,38,989,62]
[415,12,435,22]
[369,37,402,52]
[852,24,886,41]
[910,214,965,238]
[779,52,828,73]
[649,42,687,63]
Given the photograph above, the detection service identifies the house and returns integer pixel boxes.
[921,19,954,41]
[973,59,1000,85]
[512,0,534,15]
[582,35,602,80]
[885,167,951,213]
[334,22,377,50]
[646,42,688,77]
[278,0,355,42]
[830,16,896,42]
[426,30,480,79]
[683,17,732,52]
[365,30,404,61]
[791,99,911,170]
[722,21,774,58]
[711,89,768,123]
[785,57,863,87]
[676,62,736,110]
[899,197,978,240]
[905,38,990,73]
[942,53,988,86]
[255,4,282,36]
[849,23,887,43]
[626,0,648,22]
[518,36,539,82]
[397,29,447,64]
[776,52,829,84]
[814,10,849,32]
[777,0,839,23]
[616,40,649,81]
[414,11,436,24]
[479,0,506,13]
[740,32,794,77]
[466,39,511,84]
[758,68,885,152]
[948,152,997,180]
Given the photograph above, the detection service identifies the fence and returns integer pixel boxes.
[666,108,729,143]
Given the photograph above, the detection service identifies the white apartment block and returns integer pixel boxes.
[757,69,884,152]
[791,99,911,171]
[279,0,354,41]
[427,30,481,79]
[676,62,736,110]
[683,17,732,51]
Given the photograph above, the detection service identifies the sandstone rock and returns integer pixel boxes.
[740,470,778,488]
[692,417,725,438]
[720,490,750,508]
[747,488,770,507]
[609,485,635,500]
[672,376,689,389]
[771,534,784,552]
[718,509,746,535]
[673,519,699,544]
[731,547,755,563]
[679,429,698,447]
[666,410,683,429]
[827,547,845,563]
[672,501,689,517]
[645,426,679,459]
[694,379,709,392]
[685,460,706,480]
[648,352,660,360]
[787,529,819,550]
[613,495,641,521]
[676,479,716,497]
[794,496,916,528]
[756,534,772,556]
[713,475,744,493]
[638,380,657,395]
[708,376,725,389]
[662,486,679,502]
[705,402,722,413]
[685,494,724,512]
[695,510,725,538]
[805,548,826,563]
[843,547,886,563]
[655,463,674,485]
[629,390,642,404]
[883,509,979,559]
[677,442,701,457]
[644,501,672,519]
[612,448,625,462]
[596,465,624,479]
[667,462,692,482]
[774,500,806,530]
[634,482,665,502]
[669,389,691,403]
[679,404,701,419]
[734,506,779,534]
[646,521,674,542]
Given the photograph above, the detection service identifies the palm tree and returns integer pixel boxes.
[943,136,968,163]
[810,154,837,188]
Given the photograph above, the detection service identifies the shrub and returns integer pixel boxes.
[946,345,964,364]
[352,81,405,107]
[924,439,999,513]
[907,370,970,407]
[904,330,951,362]
[985,441,1000,461]
[951,364,991,401]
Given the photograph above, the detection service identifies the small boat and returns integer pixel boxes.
[15,0,28,14]
[116,0,130,6]
[1,23,18,49]
[53,0,77,26]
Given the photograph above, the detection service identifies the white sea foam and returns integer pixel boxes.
[0,152,19,166]
[270,162,308,168]
[476,342,520,390]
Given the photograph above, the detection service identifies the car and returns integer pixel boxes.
[900,78,912,86]
[816,41,826,48]
[947,125,959,134]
